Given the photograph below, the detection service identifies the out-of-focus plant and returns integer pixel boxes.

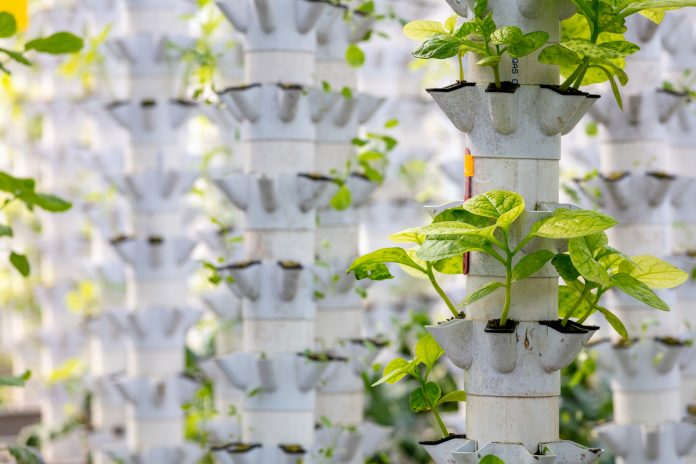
[58,25,110,95]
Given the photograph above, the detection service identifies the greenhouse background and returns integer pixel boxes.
[0,0,695,463]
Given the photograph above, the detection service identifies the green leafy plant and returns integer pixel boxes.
[0,172,72,276]
[349,190,687,334]
[403,0,549,87]
[0,11,83,74]
[539,1,696,108]
[373,334,466,438]
[556,238,687,337]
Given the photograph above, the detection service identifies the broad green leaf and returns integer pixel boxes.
[8,446,41,464]
[474,0,488,18]
[10,251,29,277]
[0,47,31,66]
[611,273,670,310]
[403,20,446,40]
[415,333,444,369]
[477,55,501,67]
[461,281,504,306]
[480,456,505,464]
[598,41,640,58]
[596,306,628,339]
[400,249,430,279]
[389,227,425,245]
[432,207,491,228]
[373,358,417,386]
[552,254,581,282]
[533,209,617,239]
[463,190,525,230]
[508,31,550,58]
[420,222,497,243]
[0,370,30,387]
[352,262,393,281]
[598,247,635,272]
[25,32,84,54]
[562,38,611,59]
[444,15,458,33]
[417,235,492,261]
[32,193,72,212]
[624,255,688,289]
[569,237,611,287]
[511,250,555,282]
[409,382,441,412]
[621,2,696,18]
[0,224,12,237]
[584,232,609,253]
[348,248,425,280]
[433,254,464,274]
[345,44,365,68]
[437,390,467,405]
[490,26,523,45]
[413,35,462,59]
[0,12,17,38]
[558,284,592,319]
[539,43,582,66]
[454,21,478,38]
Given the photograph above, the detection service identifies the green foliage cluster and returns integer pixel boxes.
[404,1,696,106]
[349,190,687,331]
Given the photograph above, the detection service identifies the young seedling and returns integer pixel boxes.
[350,189,687,335]
[403,0,549,88]
[555,233,688,337]
[538,0,696,108]
[372,334,466,438]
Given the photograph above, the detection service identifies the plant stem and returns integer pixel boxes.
[578,291,604,323]
[560,61,586,90]
[426,262,458,317]
[419,376,449,438]
[500,249,513,325]
[562,285,590,326]
[458,52,465,82]
[493,65,501,89]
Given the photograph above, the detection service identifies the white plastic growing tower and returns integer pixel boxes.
[312,4,390,462]
[209,1,343,462]
[575,13,696,464]
[661,11,696,463]
[102,1,202,462]
[29,4,93,462]
[423,0,605,462]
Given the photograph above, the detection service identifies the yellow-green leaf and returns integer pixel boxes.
[415,333,444,369]
[625,255,688,289]
[444,14,458,33]
[403,20,446,40]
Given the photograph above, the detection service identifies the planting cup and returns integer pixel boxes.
[484,320,519,374]
[427,319,473,369]
[419,434,471,464]
[427,84,598,158]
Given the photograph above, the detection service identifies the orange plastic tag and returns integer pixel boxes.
[0,1,28,31]
[465,152,475,177]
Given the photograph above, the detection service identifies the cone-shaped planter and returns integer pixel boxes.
[597,421,696,463]
[428,83,598,158]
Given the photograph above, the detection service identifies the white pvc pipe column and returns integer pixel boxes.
[424,1,604,462]
[211,1,342,462]
[103,2,203,463]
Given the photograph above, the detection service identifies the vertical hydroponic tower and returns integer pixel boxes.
[585,14,696,464]
[104,1,202,462]
[210,1,342,462]
[312,4,389,462]
[425,1,604,462]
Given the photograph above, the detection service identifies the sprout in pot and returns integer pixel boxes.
[403,0,549,88]
[538,0,696,108]
[349,189,689,336]
[373,334,466,438]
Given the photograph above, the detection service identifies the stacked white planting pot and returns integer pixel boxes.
[581,13,696,464]
[209,1,344,462]
[662,11,696,464]
[312,4,391,462]
[423,0,605,462]
[29,5,94,463]
[101,1,203,463]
